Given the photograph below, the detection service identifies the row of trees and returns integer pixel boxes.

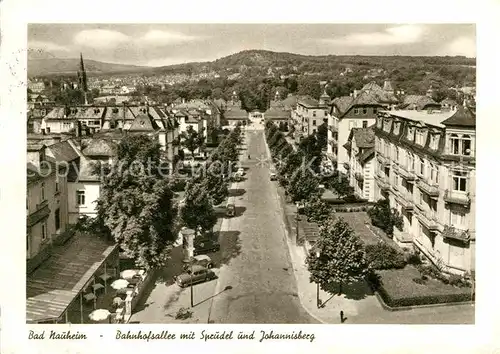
[86,124,243,270]
[265,120,406,297]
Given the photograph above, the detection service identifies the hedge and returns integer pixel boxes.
[365,243,406,270]
[376,285,474,308]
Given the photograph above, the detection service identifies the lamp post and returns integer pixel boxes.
[315,250,321,308]
[181,228,195,308]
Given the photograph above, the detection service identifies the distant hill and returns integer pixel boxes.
[28,57,150,77]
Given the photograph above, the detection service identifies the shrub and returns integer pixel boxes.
[417,264,449,283]
[175,307,193,320]
[377,288,473,308]
[412,277,426,285]
[365,243,407,270]
[406,252,422,265]
[367,198,404,236]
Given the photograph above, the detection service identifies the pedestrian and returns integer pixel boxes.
[340,310,344,323]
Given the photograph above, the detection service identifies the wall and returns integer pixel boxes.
[67,181,101,224]
[43,120,75,134]
[337,107,377,174]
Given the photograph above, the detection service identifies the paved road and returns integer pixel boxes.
[207,122,317,323]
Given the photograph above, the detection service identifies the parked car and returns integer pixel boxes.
[237,168,245,176]
[270,172,277,181]
[194,237,221,255]
[174,265,216,288]
[226,203,235,217]
[183,255,214,272]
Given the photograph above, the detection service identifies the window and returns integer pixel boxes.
[408,154,414,171]
[430,164,439,184]
[55,208,60,231]
[349,120,355,130]
[324,111,327,116]
[393,122,400,135]
[110,121,117,129]
[376,118,382,128]
[41,182,45,201]
[450,134,460,154]
[362,120,368,128]
[77,190,85,206]
[416,129,424,145]
[41,222,47,241]
[312,120,317,126]
[112,108,119,113]
[373,107,378,114]
[26,197,29,211]
[55,181,59,194]
[93,120,100,125]
[452,170,468,192]
[419,157,425,176]
[407,127,415,141]
[462,135,472,155]
[354,108,359,115]
[312,111,316,117]
[383,119,391,132]
[430,134,439,150]
[363,108,367,114]
[450,209,466,227]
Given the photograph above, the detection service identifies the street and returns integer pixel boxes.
[207,120,318,323]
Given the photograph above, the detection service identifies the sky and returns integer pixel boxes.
[28,24,476,67]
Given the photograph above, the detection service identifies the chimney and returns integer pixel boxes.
[353,90,358,98]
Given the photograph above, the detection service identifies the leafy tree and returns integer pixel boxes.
[367,198,404,236]
[202,162,229,205]
[306,217,369,295]
[287,167,319,203]
[304,196,331,224]
[365,243,406,270]
[327,170,354,198]
[298,134,322,173]
[180,181,217,236]
[95,135,178,269]
[316,122,328,150]
[180,125,205,158]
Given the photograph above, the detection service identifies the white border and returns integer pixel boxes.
[1,0,499,353]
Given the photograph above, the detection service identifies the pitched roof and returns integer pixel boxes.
[331,96,354,116]
[298,96,322,108]
[352,127,375,148]
[400,95,440,110]
[82,139,116,157]
[441,106,476,127]
[362,81,382,91]
[264,108,291,119]
[383,80,394,92]
[46,140,79,162]
[358,147,375,164]
[128,113,157,132]
[224,107,248,120]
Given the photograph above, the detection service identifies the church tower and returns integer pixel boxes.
[77,53,88,104]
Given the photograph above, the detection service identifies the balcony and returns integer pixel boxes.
[394,192,414,211]
[376,154,390,166]
[328,125,338,133]
[397,165,417,182]
[354,172,364,182]
[375,175,390,191]
[415,211,440,230]
[442,225,470,244]
[444,189,471,207]
[417,180,440,198]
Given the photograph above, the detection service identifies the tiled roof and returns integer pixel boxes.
[298,96,322,108]
[400,95,440,110]
[27,141,45,152]
[352,127,375,148]
[441,106,476,127]
[128,114,157,132]
[381,109,457,128]
[362,81,382,91]
[82,139,116,157]
[264,108,291,119]
[104,106,136,121]
[224,107,248,120]
[46,140,79,162]
[358,147,375,164]
[331,96,354,116]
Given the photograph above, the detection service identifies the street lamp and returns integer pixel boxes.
[315,250,321,309]
[181,228,196,308]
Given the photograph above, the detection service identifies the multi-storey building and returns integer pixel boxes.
[344,127,376,201]
[374,105,475,275]
[292,93,330,142]
[27,142,69,272]
[330,81,399,174]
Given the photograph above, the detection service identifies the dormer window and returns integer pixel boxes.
[383,119,391,132]
[112,108,119,113]
[407,126,415,141]
[415,129,425,145]
[393,122,400,135]
[376,118,383,128]
[354,108,359,115]
[430,134,440,150]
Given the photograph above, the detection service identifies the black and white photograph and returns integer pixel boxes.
[23,23,478,326]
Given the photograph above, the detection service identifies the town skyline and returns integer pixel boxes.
[29,24,476,67]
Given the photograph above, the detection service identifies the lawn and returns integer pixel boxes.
[374,265,474,307]
[335,212,381,246]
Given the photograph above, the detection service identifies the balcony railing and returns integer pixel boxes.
[376,154,390,166]
[397,165,417,182]
[375,175,390,190]
[415,210,440,230]
[442,225,470,244]
[354,172,364,182]
[394,191,414,211]
[417,179,440,198]
[444,189,471,207]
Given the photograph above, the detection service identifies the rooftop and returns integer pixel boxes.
[381,109,458,128]
[26,232,117,323]
[46,140,79,163]
[352,127,375,148]
[81,139,116,157]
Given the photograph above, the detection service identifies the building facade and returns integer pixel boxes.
[374,106,476,275]
[292,94,330,142]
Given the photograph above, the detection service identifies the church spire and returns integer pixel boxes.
[77,53,88,104]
